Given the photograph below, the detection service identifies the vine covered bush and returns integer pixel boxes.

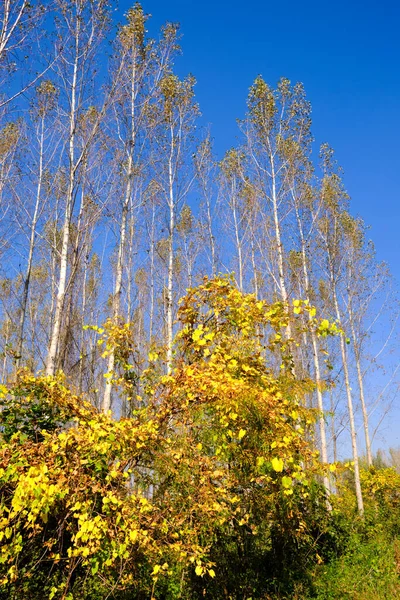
[0,279,394,599]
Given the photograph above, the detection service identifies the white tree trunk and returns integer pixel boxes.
[269,148,293,342]
[102,52,137,412]
[349,305,372,467]
[294,201,331,495]
[332,283,364,514]
[232,196,243,291]
[166,129,175,373]
[16,116,45,370]
[46,25,80,376]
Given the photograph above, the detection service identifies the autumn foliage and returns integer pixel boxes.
[0,279,396,599]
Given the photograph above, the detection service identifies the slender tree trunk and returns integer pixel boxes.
[78,250,89,393]
[59,176,90,374]
[1,320,10,381]
[349,303,373,467]
[102,48,137,412]
[166,124,175,374]
[270,154,287,301]
[269,148,293,343]
[206,193,217,277]
[102,158,132,412]
[231,184,244,292]
[320,197,364,513]
[126,193,136,322]
[149,201,156,342]
[294,201,331,495]
[15,117,45,370]
[332,279,364,514]
[250,238,259,298]
[330,388,338,463]
[46,27,80,376]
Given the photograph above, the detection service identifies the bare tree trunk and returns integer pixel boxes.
[1,319,10,381]
[149,200,156,342]
[269,150,291,341]
[206,194,217,277]
[166,123,175,374]
[45,0,110,375]
[349,304,372,467]
[78,250,89,393]
[15,116,45,370]
[250,239,259,299]
[332,281,364,514]
[102,42,138,412]
[102,156,132,412]
[126,193,136,322]
[330,388,338,464]
[46,23,80,376]
[294,201,331,495]
[196,138,217,276]
[230,178,244,291]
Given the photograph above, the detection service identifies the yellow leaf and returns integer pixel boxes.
[208,568,216,577]
[192,329,203,342]
[238,429,246,440]
[271,457,284,472]
[195,565,203,576]
[129,530,138,543]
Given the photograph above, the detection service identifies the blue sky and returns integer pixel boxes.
[117,0,400,275]
[116,0,400,452]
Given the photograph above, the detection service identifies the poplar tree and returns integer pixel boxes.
[102,4,149,413]
[317,145,364,514]
[244,77,293,313]
[15,81,58,370]
[155,68,199,372]
[46,0,110,376]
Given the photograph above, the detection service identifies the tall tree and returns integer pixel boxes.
[155,69,199,372]
[244,78,292,307]
[220,149,248,292]
[15,80,58,370]
[46,0,110,375]
[317,145,364,514]
[280,122,332,494]
[102,4,149,412]
[195,136,219,277]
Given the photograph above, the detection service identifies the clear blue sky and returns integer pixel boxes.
[117,0,400,276]
[116,0,400,451]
